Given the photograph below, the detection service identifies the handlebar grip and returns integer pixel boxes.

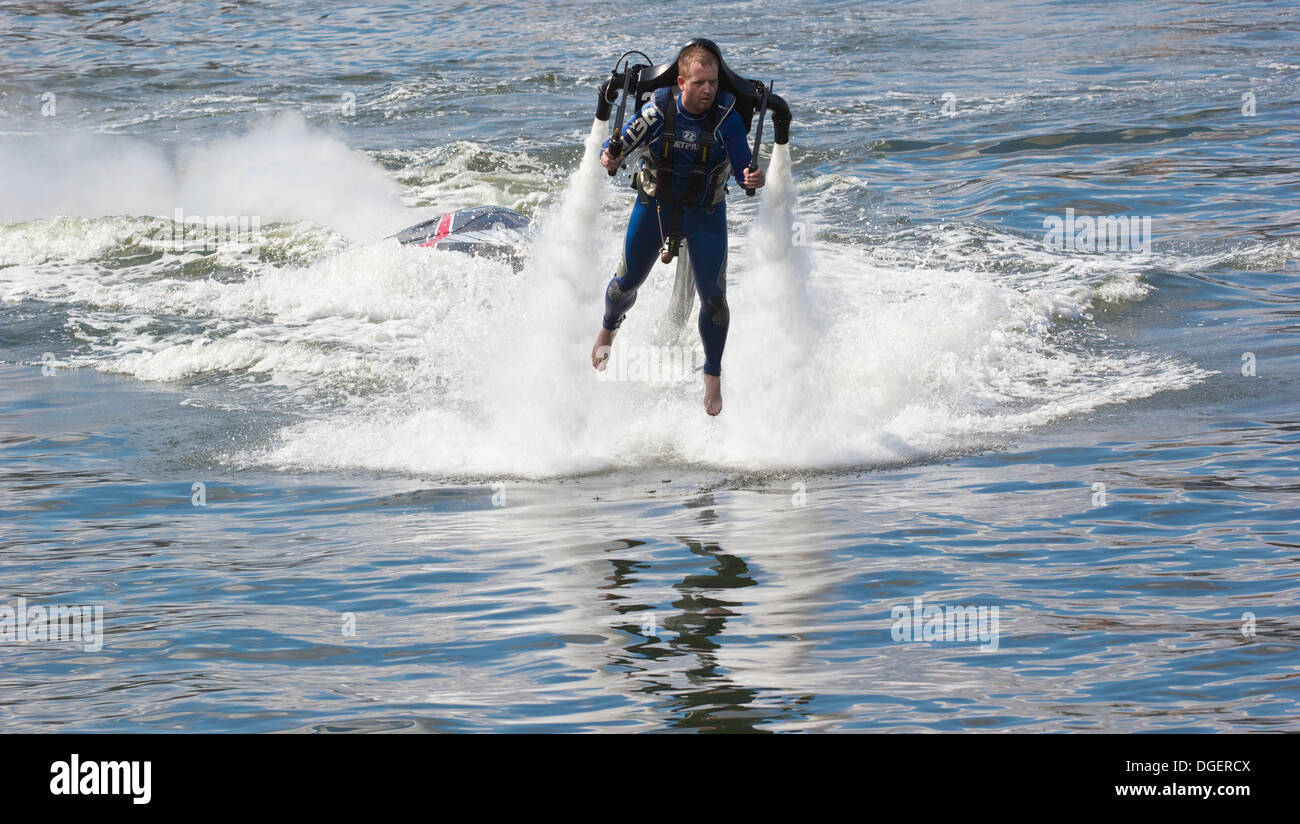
[606,138,622,177]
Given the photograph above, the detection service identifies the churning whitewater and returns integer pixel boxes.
[255,129,1203,477]
[0,115,1207,478]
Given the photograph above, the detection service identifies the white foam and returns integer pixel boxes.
[256,141,1208,477]
[0,113,408,242]
[0,121,1214,477]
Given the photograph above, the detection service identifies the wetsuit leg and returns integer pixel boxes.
[602,193,664,331]
[682,200,729,376]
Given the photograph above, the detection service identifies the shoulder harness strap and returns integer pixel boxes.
[656,92,678,203]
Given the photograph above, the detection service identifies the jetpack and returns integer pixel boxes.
[594,39,792,342]
[595,38,791,169]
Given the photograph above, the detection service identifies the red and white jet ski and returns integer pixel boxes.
[395,205,531,268]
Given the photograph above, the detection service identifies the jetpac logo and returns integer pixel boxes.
[0,598,103,652]
[672,127,707,150]
[50,755,151,805]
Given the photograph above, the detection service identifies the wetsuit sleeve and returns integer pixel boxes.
[601,98,664,156]
[720,110,752,186]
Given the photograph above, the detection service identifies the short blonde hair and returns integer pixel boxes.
[677,44,719,75]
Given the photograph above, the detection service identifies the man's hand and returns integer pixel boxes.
[601,148,622,172]
[743,167,766,189]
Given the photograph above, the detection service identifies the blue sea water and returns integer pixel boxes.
[0,0,1297,732]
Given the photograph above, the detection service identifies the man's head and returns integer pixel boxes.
[676,44,719,115]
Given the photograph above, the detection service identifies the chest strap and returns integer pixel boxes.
[654,93,720,208]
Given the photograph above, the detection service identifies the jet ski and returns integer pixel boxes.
[395,205,531,268]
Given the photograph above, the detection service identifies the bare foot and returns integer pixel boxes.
[592,326,617,370]
[703,374,722,416]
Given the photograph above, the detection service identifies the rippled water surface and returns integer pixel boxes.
[1,1,1297,731]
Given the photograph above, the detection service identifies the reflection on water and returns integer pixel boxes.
[0,362,1297,731]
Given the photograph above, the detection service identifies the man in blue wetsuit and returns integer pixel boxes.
[592,42,765,416]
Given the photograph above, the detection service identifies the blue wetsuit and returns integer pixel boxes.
[601,87,752,377]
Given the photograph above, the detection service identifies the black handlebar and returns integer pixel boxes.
[745,81,773,196]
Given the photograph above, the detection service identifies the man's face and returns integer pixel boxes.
[678,60,718,115]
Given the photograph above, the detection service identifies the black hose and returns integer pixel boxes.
[767,93,792,145]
